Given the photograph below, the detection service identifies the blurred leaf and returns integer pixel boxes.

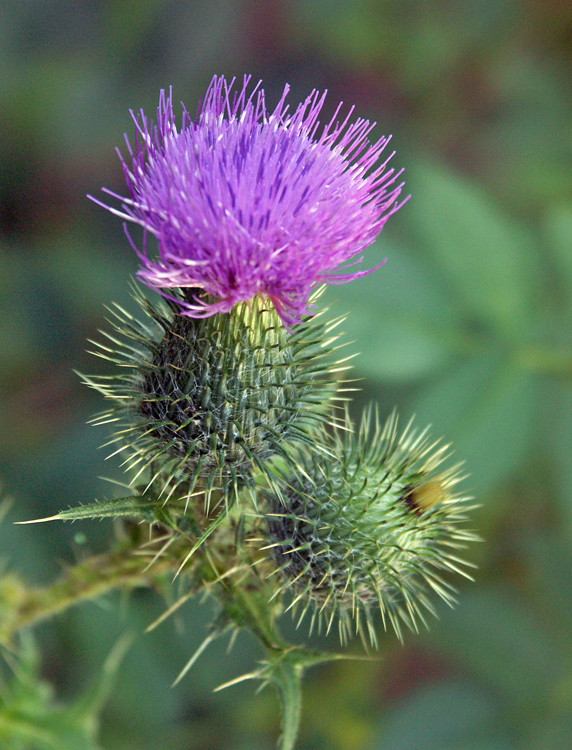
[325,245,458,381]
[105,0,166,54]
[370,680,509,750]
[350,314,452,381]
[543,206,572,294]
[0,248,37,372]
[0,633,128,750]
[69,589,263,749]
[551,383,572,543]
[524,534,572,640]
[484,55,572,200]
[296,0,383,69]
[423,588,564,709]
[525,716,572,750]
[409,352,536,496]
[408,162,538,333]
[41,235,137,314]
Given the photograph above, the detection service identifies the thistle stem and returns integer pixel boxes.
[212,569,304,748]
[273,656,304,750]
[0,544,178,645]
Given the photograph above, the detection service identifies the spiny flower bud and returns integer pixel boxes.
[262,408,478,645]
[83,287,345,507]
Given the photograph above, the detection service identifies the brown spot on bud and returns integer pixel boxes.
[402,481,447,515]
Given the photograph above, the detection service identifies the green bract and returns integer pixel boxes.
[262,408,478,644]
[83,287,346,509]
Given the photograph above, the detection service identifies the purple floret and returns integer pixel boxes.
[91,75,407,327]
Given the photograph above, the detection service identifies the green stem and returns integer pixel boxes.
[272,655,304,750]
[213,562,287,650]
[0,545,178,645]
[213,571,305,748]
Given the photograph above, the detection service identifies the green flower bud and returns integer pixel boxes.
[83,287,345,508]
[262,407,478,644]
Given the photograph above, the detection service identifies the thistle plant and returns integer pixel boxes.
[5,75,478,750]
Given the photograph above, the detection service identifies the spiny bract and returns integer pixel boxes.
[262,407,478,645]
[83,287,347,507]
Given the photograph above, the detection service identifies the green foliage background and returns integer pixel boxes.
[1,1,571,748]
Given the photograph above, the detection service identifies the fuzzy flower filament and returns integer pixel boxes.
[92,75,407,326]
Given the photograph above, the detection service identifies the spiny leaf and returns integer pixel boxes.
[16,496,168,524]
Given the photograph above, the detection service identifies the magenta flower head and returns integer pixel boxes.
[92,75,407,327]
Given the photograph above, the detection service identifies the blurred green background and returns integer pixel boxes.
[1,1,572,748]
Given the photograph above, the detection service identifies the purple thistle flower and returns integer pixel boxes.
[92,75,407,327]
